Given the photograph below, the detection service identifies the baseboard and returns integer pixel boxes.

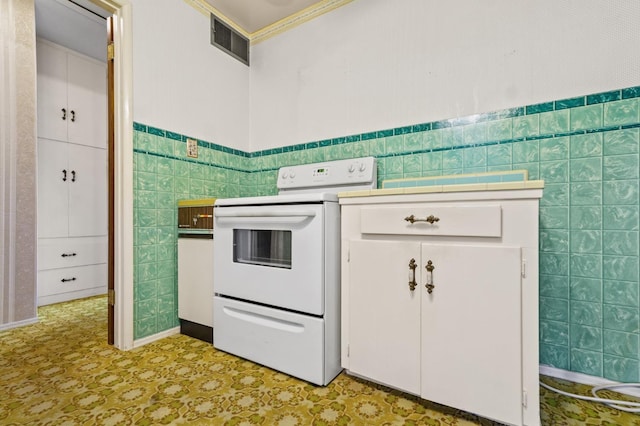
[133,326,180,349]
[0,316,39,331]
[540,364,640,398]
[38,288,107,307]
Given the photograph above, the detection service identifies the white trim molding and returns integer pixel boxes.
[540,365,640,399]
[133,326,180,349]
[92,0,134,351]
[0,317,38,332]
[184,0,353,44]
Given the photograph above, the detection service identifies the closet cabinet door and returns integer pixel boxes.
[68,144,107,237]
[36,41,68,142]
[348,239,422,395]
[36,40,106,149]
[67,53,107,149]
[420,244,523,426]
[37,138,69,238]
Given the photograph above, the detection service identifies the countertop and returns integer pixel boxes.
[338,180,545,199]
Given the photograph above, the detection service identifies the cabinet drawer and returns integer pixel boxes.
[38,264,107,296]
[360,205,502,237]
[38,237,107,270]
[214,296,325,385]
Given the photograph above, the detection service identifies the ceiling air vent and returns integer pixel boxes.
[211,14,249,66]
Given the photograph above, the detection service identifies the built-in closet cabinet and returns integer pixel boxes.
[36,39,107,306]
[340,186,543,426]
[37,39,106,147]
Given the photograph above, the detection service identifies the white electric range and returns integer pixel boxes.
[213,156,377,385]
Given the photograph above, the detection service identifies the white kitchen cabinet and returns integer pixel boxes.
[37,259,107,306]
[36,40,107,306]
[38,138,107,238]
[340,186,543,426]
[37,39,106,149]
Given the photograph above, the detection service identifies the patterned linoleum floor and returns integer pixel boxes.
[1,296,640,425]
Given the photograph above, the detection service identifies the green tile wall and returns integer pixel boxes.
[132,127,249,339]
[133,85,640,383]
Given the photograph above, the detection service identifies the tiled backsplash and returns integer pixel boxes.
[133,85,640,382]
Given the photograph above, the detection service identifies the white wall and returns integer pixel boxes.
[250,0,640,151]
[132,0,250,151]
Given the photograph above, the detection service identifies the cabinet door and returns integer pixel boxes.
[37,138,69,238]
[68,144,107,237]
[178,237,214,327]
[348,239,422,395]
[67,53,107,148]
[37,41,68,142]
[420,244,522,425]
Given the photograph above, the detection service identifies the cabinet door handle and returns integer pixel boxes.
[71,170,76,182]
[70,110,76,122]
[404,214,440,224]
[61,252,77,257]
[62,169,67,182]
[425,260,435,294]
[61,277,77,283]
[408,258,417,291]
[61,108,66,120]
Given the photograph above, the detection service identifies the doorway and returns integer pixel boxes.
[34,0,133,349]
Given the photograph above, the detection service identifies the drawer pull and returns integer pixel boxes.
[61,277,77,283]
[61,252,77,257]
[408,258,417,291]
[425,260,435,294]
[404,214,440,224]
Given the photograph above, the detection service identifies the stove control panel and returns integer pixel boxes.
[277,156,377,193]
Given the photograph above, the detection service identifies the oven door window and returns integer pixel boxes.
[233,229,292,269]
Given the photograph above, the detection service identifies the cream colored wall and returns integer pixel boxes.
[132,0,251,152]
[250,0,640,150]
[0,0,38,327]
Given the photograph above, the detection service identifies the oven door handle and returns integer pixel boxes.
[215,210,317,218]
[223,306,305,333]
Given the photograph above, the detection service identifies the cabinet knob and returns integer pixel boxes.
[61,108,66,120]
[61,252,77,257]
[425,260,435,294]
[61,277,77,283]
[71,170,76,182]
[62,169,67,182]
[404,214,440,224]
[408,258,417,291]
[70,110,76,122]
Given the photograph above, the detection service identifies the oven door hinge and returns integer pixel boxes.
[108,289,115,306]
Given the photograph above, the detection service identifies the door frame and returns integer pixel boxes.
[93,0,134,350]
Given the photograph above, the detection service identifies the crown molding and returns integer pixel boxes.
[184,0,352,44]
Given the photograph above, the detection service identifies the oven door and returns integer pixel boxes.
[214,203,325,315]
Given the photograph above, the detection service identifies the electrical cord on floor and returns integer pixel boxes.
[540,381,640,413]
